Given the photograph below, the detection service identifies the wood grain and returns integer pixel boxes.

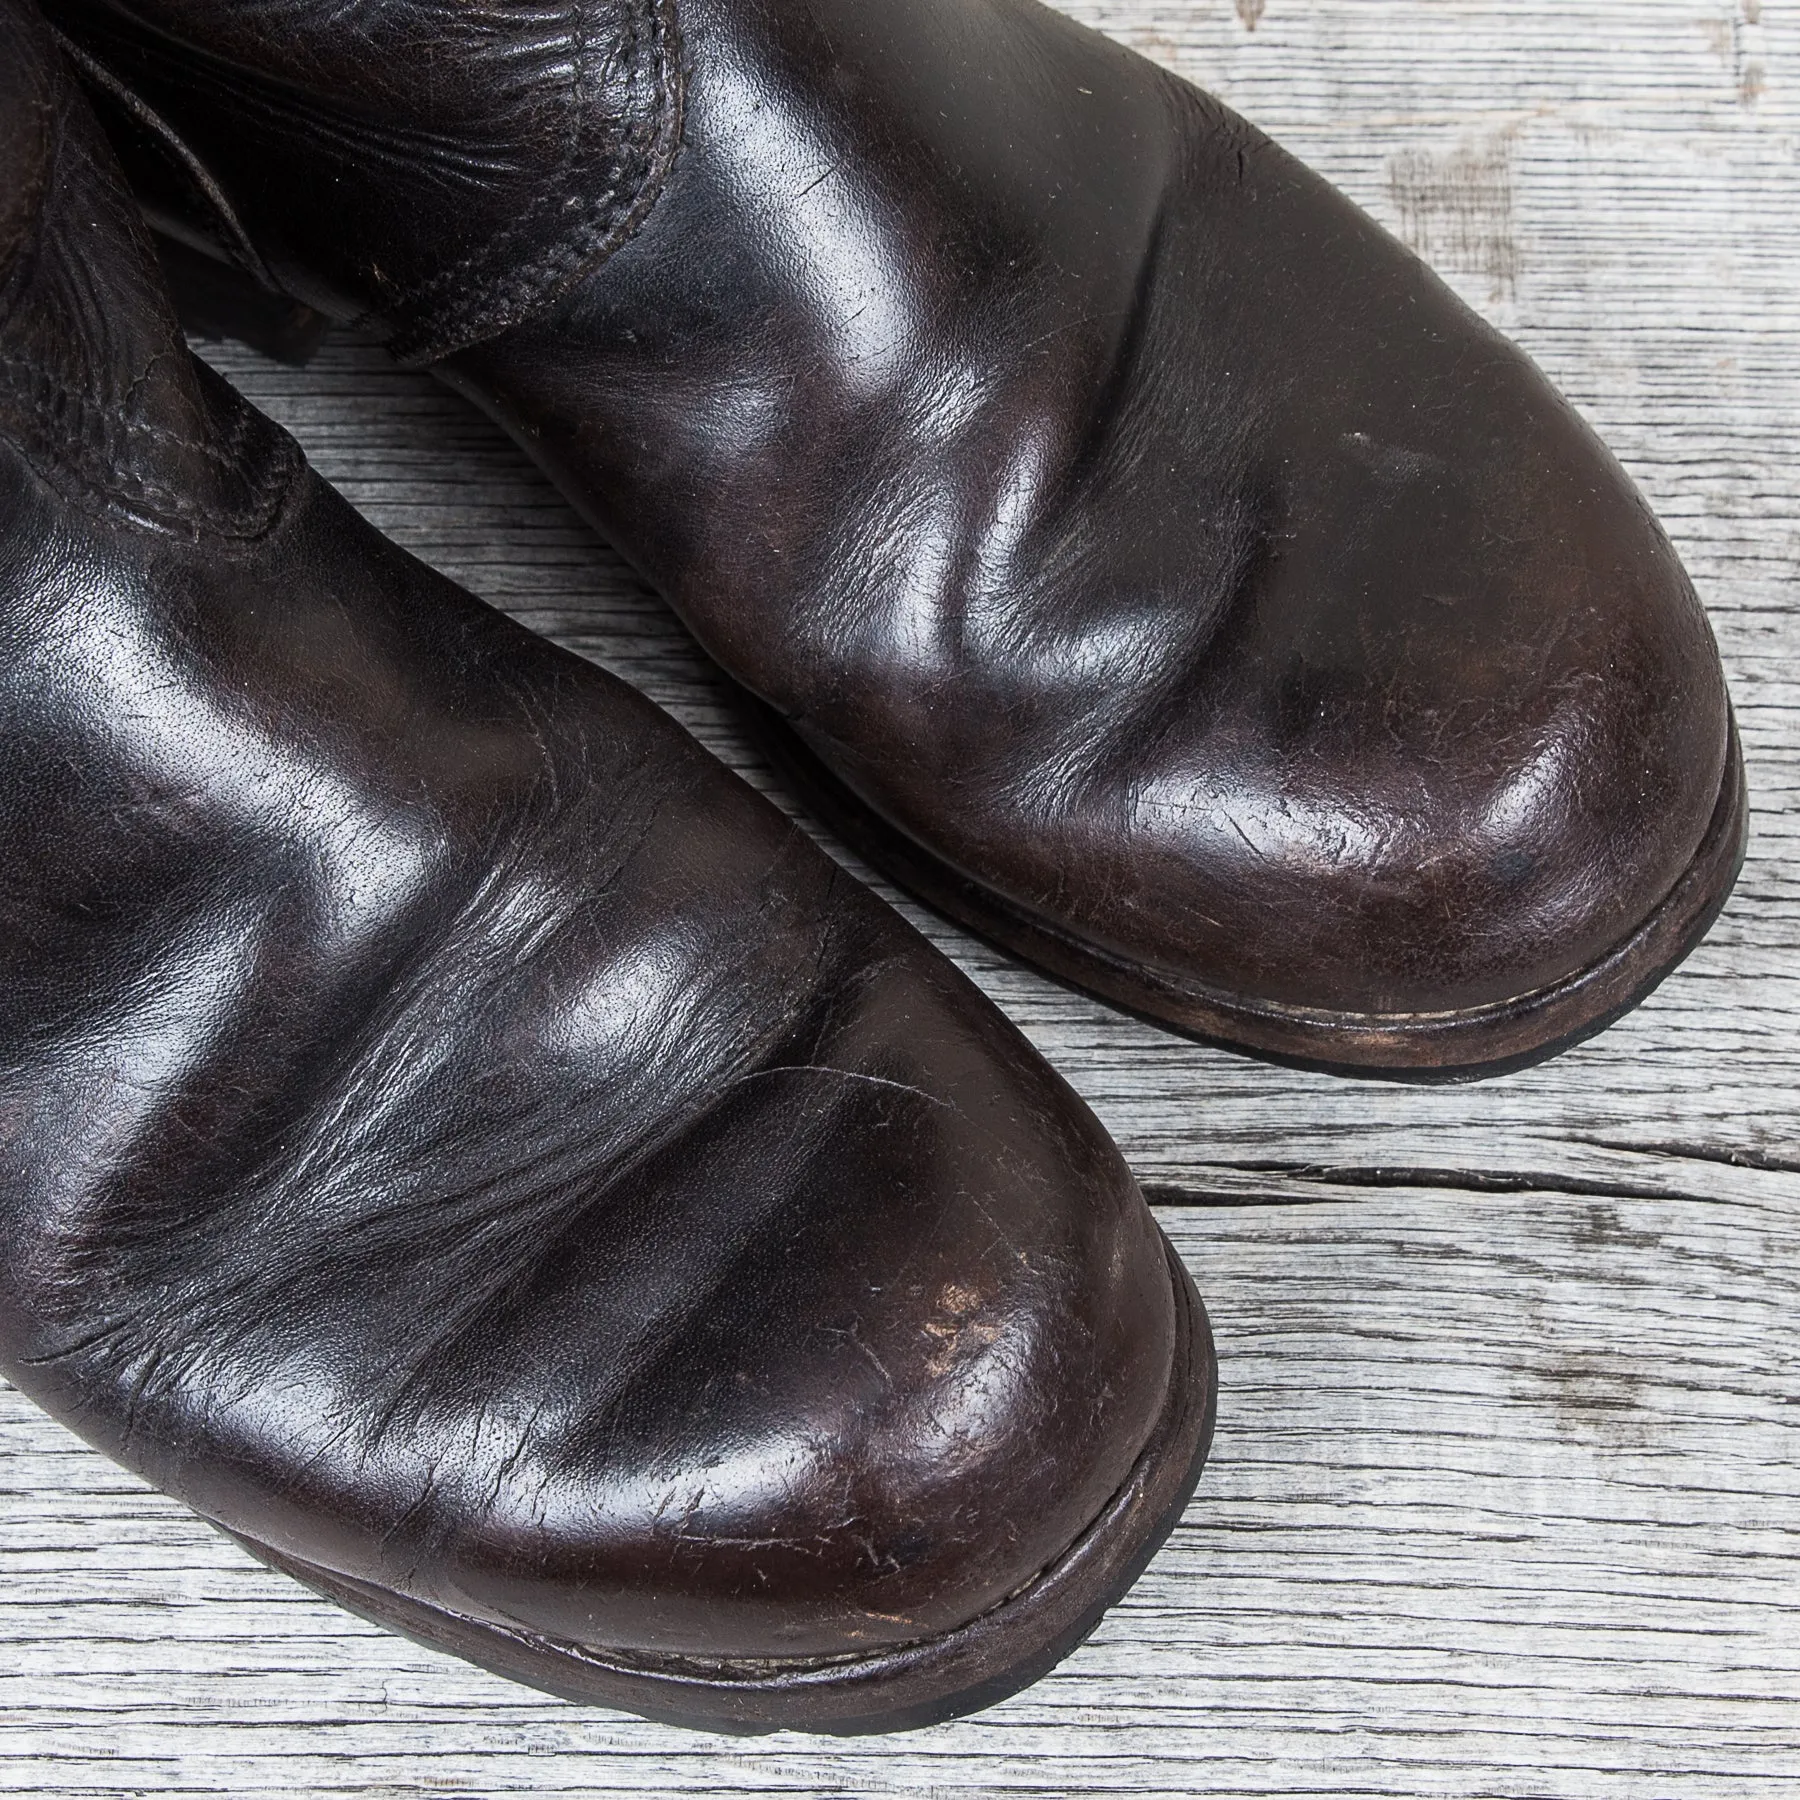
[4,1,1797,1793]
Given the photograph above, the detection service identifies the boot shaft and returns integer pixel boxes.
[0,0,294,537]
[48,0,684,361]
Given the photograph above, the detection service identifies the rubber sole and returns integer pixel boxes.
[220,1233,1216,1736]
[749,703,1750,1084]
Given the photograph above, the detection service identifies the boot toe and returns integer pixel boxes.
[1107,155,1736,1019]
[1107,429,1734,1019]
[898,107,1737,1030]
[412,945,1181,1662]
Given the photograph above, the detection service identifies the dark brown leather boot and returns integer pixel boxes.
[0,0,1214,1732]
[46,0,1745,1078]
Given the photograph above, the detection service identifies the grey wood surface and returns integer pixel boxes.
[5,1,1798,1794]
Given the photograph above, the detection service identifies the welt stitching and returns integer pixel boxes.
[376,0,637,324]
[0,64,295,538]
[10,416,292,527]
[386,0,645,315]
[0,96,251,490]
[8,432,279,528]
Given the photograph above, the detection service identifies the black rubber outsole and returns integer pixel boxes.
[748,703,1750,1085]
[220,1232,1217,1736]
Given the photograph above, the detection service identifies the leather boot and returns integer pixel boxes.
[0,0,1214,1732]
[46,0,1746,1080]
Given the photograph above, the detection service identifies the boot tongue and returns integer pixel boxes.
[0,0,297,539]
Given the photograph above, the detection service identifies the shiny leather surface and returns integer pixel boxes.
[48,0,1733,1022]
[0,0,1178,1665]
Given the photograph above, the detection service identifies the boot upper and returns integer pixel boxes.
[0,0,1179,1664]
[42,0,1735,1020]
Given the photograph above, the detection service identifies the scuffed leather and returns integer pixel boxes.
[49,0,1733,1018]
[0,0,1176,1664]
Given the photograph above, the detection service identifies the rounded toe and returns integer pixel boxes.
[976,129,1741,1035]
[1113,363,1733,1021]
[283,935,1188,1672]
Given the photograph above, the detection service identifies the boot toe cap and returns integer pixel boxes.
[436,972,1180,1663]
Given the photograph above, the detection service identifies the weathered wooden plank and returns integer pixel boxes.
[4,0,1798,1793]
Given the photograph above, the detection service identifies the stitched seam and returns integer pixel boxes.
[388,0,664,356]
[62,0,682,367]
[1,380,299,535]
[1,352,268,471]
[0,352,298,539]
[379,0,644,328]
[0,62,298,541]
[384,0,683,364]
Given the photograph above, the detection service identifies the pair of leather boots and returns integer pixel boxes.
[0,0,1743,1736]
